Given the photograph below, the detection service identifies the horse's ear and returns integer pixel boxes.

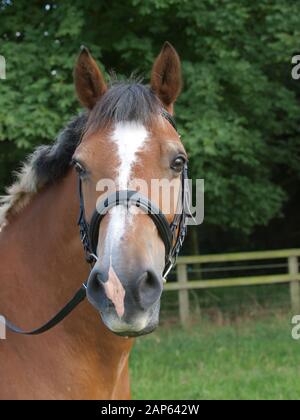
[150,42,182,114]
[74,47,107,109]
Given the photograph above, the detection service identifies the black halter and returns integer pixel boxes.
[2,111,188,335]
[78,111,188,278]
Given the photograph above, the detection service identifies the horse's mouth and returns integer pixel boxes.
[113,324,157,338]
[99,310,159,338]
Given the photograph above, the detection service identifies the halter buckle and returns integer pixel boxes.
[86,253,98,264]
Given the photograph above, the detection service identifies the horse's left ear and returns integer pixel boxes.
[150,42,182,114]
[74,47,107,110]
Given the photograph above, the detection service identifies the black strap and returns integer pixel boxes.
[89,190,173,261]
[161,109,177,131]
[78,178,96,264]
[3,283,87,335]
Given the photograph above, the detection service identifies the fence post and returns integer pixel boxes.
[289,255,300,315]
[177,263,190,327]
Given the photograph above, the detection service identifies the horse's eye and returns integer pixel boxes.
[73,161,86,176]
[171,156,186,173]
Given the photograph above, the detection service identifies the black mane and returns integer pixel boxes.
[33,113,88,186]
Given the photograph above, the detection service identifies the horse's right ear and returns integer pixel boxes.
[74,47,107,109]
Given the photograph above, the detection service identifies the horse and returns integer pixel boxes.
[0,42,187,400]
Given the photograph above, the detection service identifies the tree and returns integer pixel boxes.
[0,0,299,245]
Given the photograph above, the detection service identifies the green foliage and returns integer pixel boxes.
[0,0,299,234]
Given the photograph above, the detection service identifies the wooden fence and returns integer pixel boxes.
[164,249,300,327]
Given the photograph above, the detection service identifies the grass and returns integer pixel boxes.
[130,312,300,400]
[160,283,291,321]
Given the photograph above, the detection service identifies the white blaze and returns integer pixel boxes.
[107,121,148,248]
[101,122,149,320]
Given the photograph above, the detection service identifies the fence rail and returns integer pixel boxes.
[164,249,300,326]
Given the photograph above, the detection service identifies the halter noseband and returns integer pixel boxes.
[3,110,188,335]
[89,191,174,261]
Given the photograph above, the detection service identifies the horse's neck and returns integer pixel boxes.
[0,171,87,315]
[0,170,131,349]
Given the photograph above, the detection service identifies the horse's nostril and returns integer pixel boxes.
[86,267,109,310]
[136,271,162,310]
[89,273,101,289]
[139,272,155,293]
[96,273,105,285]
[87,267,107,292]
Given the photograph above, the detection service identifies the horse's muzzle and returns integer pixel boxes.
[86,265,162,336]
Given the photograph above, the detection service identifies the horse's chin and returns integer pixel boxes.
[114,324,158,337]
[98,310,159,337]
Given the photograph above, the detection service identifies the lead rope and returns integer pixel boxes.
[2,284,87,335]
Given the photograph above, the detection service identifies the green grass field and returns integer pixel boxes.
[130,313,300,400]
